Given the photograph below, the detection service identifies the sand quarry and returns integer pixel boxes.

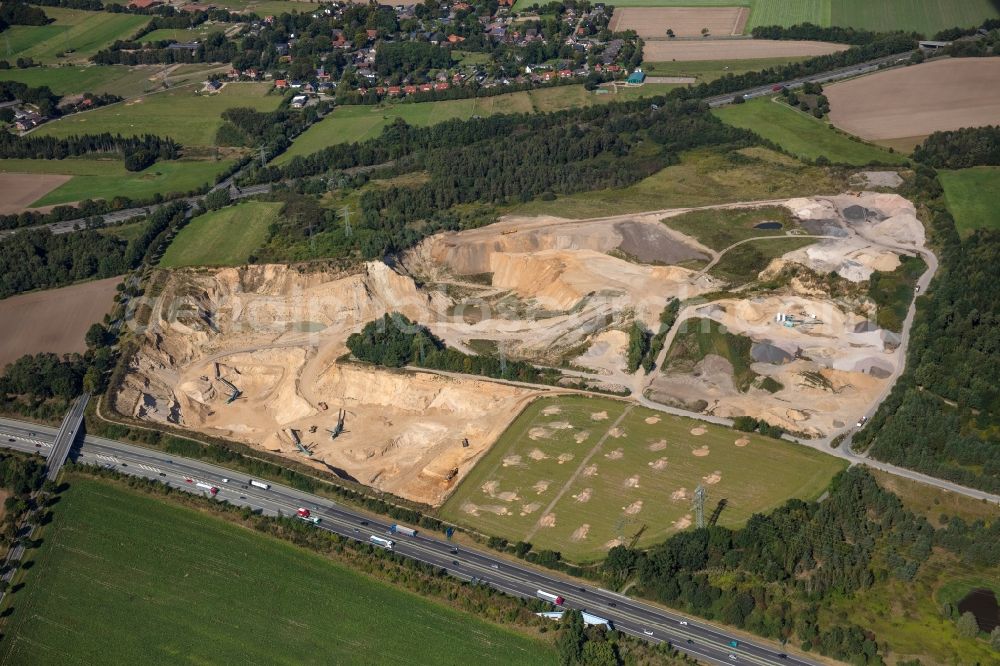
[117,191,925,501]
[650,192,928,437]
[827,58,1000,147]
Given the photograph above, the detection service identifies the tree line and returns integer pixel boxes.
[0,1,50,28]
[92,32,237,65]
[0,132,179,169]
[750,23,898,45]
[913,125,1000,169]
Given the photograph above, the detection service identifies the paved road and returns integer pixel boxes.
[705,52,914,108]
[0,416,811,666]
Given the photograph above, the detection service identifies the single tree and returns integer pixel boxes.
[666,28,674,38]
[957,611,980,638]
[701,27,709,37]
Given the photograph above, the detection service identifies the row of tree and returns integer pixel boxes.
[92,32,237,65]
[0,131,179,166]
[750,23,896,45]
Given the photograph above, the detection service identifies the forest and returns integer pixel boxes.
[601,467,997,663]
[0,1,50,28]
[374,41,453,77]
[0,132,179,166]
[912,125,1000,168]
[854,165,1000,493]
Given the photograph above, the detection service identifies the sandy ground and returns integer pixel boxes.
[0,173,72,214]
[642,39,848,62]
[826,58,1000,141]
[649,193,926,438]
[609,7,747,39]
[0,276,121,368]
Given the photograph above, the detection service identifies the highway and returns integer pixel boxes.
[0,415,811,666]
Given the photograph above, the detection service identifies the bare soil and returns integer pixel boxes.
[826,58,1000,141]
[0,173,72,214]
[0,276,121,369]
[642,39,847,62]
[609,7,747,39]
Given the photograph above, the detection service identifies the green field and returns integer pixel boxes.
[642,56,815,84]
[939,167,1000,235]
[277,84,679,163]
[0,64,231,97]
[160,201,281,267]
[710,236,816,283]
[440,395,846,562]
[34,82,279,147]
[508,146,846,219]
[0,476,553,665]
[664,318,759,390]
[0,7,148,64]
[714,98,905,166]
[0,157,233,206]
[141,23,228,44]
[662,205,797,250]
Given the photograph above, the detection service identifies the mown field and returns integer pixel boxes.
[276,84,679,163]
[0,476,555,665]
[662,205,797,250]
[441,395,846,562]
[508,146,845,219]
[939,167,1000,235]
[0,64,231,97]
[33,82,280,147]
[713,98,905,165]
[1,157,233,206]
[642,56,814,83]
[140,23,228,43]
[160,201,281,267]
[0,7,148,64]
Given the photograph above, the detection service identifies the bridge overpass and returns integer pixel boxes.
[45,393,89,481]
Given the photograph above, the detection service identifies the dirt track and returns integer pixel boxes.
[643,39,848,62]
[0,173,71,214]
[609,7,747,39]
[826,58,1000,141]
[0,276,121,368]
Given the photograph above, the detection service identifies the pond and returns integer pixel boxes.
[957,588,999,632]
[754,221,783,230]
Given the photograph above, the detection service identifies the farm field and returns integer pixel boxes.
[609,6,749,38]
[0,158,233,206]
[440,395,846,562]
[643,56,815,82]
[277,84,678,163]
[33,82,280,147]
[0,64,231,97]
[508,146,845,219]
[642,39,847,62]
[0,7,148,64]
[939,167,1000,235]
[0,476,554,666]
[160,201,282,267]
[0,173,71,214]
[830,0,1000,35]
[0,276,120,369]
[714,98,905,165]
[826,58,1000,148]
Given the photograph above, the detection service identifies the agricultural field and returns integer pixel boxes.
[939,167,1000,235]
[160,201,282,267]
[0,157,233,207]
[278,84,679,163]
[642,56,815,83]
[508,146,846,219]
[0,7,148,64]
[642,39,846,62]
[0,276,120,368]
[0,172,70,214]
[714,98,905,165]
[0,476,554,665]
[608,6,749,39]
[826,58,1000,152]
[830,0,1000,35]
[140,23,228,44]
[440,395,846,562]
[0,64,232,98]
[33,82,280,148]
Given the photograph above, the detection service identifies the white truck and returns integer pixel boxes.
[249,479,270,490]
[195,482,219,496]
[389,524,417,537]
[370,535,394,550]
[537,590,565,606]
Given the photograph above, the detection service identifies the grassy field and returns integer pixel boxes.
[140,23,228,43]
[160,201,281,267]
[34,82,279,147]
[665,318,760,390]
[642,56,814,84]
[662,205,797,250]
[0,64,230,98]
[830,0,1000,35]
[440,395,846,562]
[508,146,846,219]
[0,157,233,206]
[0,476,555,665]
[0,7,148,64]
[939,167,1000,235]
[869,255,926,332]
[714,98,905,165]
[276,84,678,163]
[710,236,816,283]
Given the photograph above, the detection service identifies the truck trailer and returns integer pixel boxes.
[537,590,565,606]
[249,479,270,490]
[195,482,219,495]
[370,535,394,550]
[389,524,417,537]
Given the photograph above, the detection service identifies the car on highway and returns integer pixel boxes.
[608,602,616,608]
[360,520,369,526]
[777,654,787,659]
[451,560,459,566]
[221,478,229,483]
[729,655,738,662]
[490,563,499,570]
[643,629,653,636]
[449,548,458,554]
[679,620,688,626]
[7,438,14,443]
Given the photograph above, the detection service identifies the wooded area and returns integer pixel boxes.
[913,125,1000,169]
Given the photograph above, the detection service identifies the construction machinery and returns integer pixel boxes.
[219,377,242,403]
[286,428,312,457]
[327,409,346,439]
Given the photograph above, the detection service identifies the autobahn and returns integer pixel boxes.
[0,416,810,666]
